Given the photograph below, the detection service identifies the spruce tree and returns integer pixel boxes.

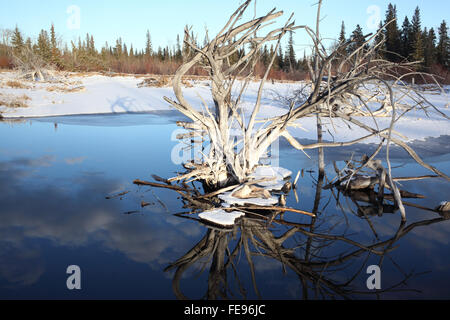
[176,34,182,61]
[337,21,347,57]
[123,43,128,57]
[349,24,366,53]
[50,24,58,49]
[437,20,449,68]
[89,35,95,55]
[261,44,270,67]
[277,45,284,70]
[115,38,123,57]
[11,26,24,55]
[384,3,401,61]
[129,44,134,57]
[338,21,346,44]
[49,24,62,67]
[286,31,296,71]
[423,28,436,68]
[145,30,152,57]
[374,21,385,57]
[400,16,412,59]
[37,29,51,61]
[411,6,424,62]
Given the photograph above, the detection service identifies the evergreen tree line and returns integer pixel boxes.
[2,24,309,80]
[338,4,449,71]
[2,4,448,81]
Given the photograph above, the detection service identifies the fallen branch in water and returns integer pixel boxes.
[105,191,130,200]
[230,206,316,218]
[392,175,441,182]
[151,174,172,184]
[133,179,190,192]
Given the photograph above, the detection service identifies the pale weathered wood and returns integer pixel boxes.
[163,0,448,225]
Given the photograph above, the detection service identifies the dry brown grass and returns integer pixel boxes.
[0,93,31,108]
[46,85,85,93]
[0,93,30,108]
[5,80,30,89]
[181,79,193,88]
[137,75,197,88]
[137,75,171,88]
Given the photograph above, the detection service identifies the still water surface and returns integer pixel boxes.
[0,113,449,299]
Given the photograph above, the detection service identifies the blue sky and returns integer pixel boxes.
[1,0,448,56]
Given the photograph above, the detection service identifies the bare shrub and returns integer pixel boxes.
[0,93,30,108]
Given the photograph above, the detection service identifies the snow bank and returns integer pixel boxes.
[1,71,449,144]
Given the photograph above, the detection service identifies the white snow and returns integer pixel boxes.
[260,181,286,191]
[252,166,292,180]
[198,209,244,226]
[219,190,279,206]
[1,71,449,144]
[250,166,292,190]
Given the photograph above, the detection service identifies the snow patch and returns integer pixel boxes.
[1,72,448,145]
[198,209,244,226]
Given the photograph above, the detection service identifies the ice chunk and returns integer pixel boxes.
[252,166,293,179]
[261,181,286,191]
[198,209,245,226]
[250,166,292,189]
[219,191,279,206]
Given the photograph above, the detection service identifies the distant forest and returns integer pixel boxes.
[0,3,448,82]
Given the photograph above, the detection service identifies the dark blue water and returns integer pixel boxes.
[0,114,449,300]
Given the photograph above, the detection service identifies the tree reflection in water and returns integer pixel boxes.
[163,168,449,300]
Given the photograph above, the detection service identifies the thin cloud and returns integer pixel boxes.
[64,156,87,165]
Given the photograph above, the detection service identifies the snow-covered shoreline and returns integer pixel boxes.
[1,71,449,144]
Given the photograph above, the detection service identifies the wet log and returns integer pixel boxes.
[436,201,450,212]
[151,174,171,184]
[133,179,189,191]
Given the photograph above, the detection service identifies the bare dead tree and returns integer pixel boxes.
[12,46,56,81]
[164,0,448,197]
[162,0,449,223]
[164,0,303,188]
